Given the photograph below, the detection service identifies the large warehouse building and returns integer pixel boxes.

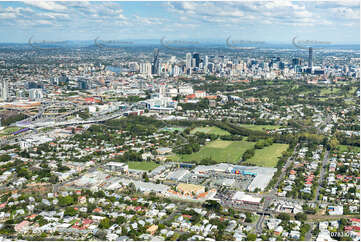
[231,191,262,205]
[231,166,277,192]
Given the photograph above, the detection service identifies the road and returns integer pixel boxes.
[314,150,329,201]
[1,104,137,146]
[305,222,313,241]
[255,197,272,233]
[272,144,299,194]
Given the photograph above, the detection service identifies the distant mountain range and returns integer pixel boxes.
[0,39,359,50]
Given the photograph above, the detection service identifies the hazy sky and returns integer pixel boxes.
[0,1,359,44]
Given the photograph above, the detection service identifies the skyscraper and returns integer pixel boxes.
[192,58,196,68]
[192,53,200,67]
[308,47,313,68]
[140,63,152,76]
[186,53,192,70]
[0,79,8,101]
[152,48,160,75]
[204,56,208,73]
[292,58,301,66]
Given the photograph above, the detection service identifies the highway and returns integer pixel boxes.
[1,103,134,146]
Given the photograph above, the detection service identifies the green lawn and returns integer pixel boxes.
[171,140,255,163]
[247,143,289,167]
[240,124,280,132]
[320,88,340,96]
[190,126,230,135]
[127,161,159,171]
[348,87,358,95]
[337,145,360,153]
[0,127,23,137]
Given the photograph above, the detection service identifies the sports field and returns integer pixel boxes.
[171,140,255,163]
[337,145,359,153]
[240,124,280,131]
[127,161,159,171]
[247,143,289,167]
[190,126,230,135]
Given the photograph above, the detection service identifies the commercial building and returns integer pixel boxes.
[178,86,193,96]
[105,162,128,173]
[193,163,233,174]
[152,48,160,75]
[140,63,152,76]
[176,183,205,196]
[0,79,8,101]
[186,53,192,70]
[232,166,277,192]
[156,147,172,155]
[192,53,200,68]
[231,191,262,205]
[29,89,43,100]
[166,168,190,181]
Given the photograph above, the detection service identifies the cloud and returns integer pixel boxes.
[134,15,164,25]
[0,12,16,19]
[25,1,67,11]
[331,7,360,20]
[0,1,358,42]
[166,1,359,29]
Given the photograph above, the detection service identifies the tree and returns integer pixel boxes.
[277,213,290,221]
[116,216,126,224]
[245,212,253,223]
[95,230,107,240]
[255,140,266,149]
[0,154,11,162]
[58,196,74,207]
[64,207,77,217]
[202,200,221,211]
[300,223,311,235]
[142,172,149,182]
[242,148,255,161]
[247,233,257,241]
[178,233,191,241]
[99,218,111,229]
[127,182,136,193]
[327,137,339,150]
[295,212,307,222]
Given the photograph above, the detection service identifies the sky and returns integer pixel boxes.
[0,1,359,44]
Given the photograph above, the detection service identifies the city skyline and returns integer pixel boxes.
[0,1,359,44]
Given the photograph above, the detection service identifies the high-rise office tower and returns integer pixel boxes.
[29,89,43,100]
[172,65,180,77]
[308,47,313,68]
[157,61,162,75]
[170,56,176,64]
[192,53,200,67]
[186,53,192,70]
[152,48,160,74]
[204,56,208,73]
[279,62,285,70]
[0,79,8,101]
[292,58,301,66]
[192,58,196,68]
[140,63,152,76]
